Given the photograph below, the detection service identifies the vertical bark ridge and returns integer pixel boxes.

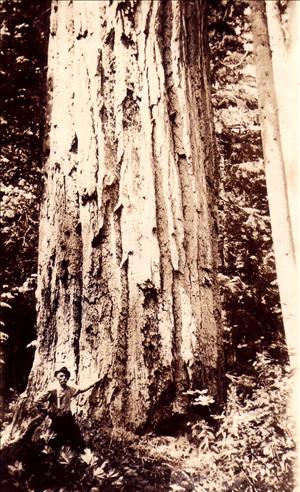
[154,0,188,411]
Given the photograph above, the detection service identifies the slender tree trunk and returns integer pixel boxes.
[20,0,223,433]
[250,5,299,484]
[265,0,299,266]
[250,1,298,367]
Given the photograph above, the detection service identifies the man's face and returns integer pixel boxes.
[56,372,69,387]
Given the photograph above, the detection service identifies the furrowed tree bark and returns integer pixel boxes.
[13,0,223,434]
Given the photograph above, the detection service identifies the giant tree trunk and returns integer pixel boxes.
[26,0,222,432]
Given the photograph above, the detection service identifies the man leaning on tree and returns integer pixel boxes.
[35,366,100,450]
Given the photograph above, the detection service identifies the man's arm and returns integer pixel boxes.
[72,378,102,397]
[35,390,52,413]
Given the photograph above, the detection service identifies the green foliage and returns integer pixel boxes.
[0,181,39,288]
[0,0,49,392]
[0,0,49,186]
[0,180,38,376]
[3,445,123,491]
[183,389,215,407]
[208,0,251,87]
[188,354,295,491]
[138,353,296,492]
[218,158,286,367]
[0,0,48,292]
[208,0,286,368]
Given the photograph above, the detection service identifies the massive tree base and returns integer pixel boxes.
[23,0,224,431]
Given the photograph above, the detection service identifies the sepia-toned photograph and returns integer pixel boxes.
[0,1,298,491]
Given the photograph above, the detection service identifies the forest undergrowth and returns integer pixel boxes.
[0,352,296,492]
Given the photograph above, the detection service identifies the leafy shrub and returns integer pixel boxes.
[189,353,296,491]
[2,443,123,492]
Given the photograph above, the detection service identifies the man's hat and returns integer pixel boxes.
[54,366,71,379]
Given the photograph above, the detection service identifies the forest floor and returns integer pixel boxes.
[0,355,296,492]
[0,420,206,492]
